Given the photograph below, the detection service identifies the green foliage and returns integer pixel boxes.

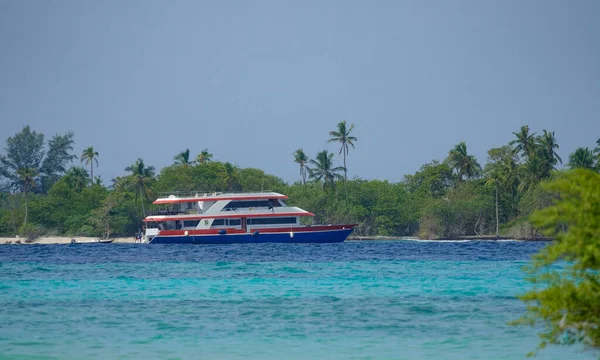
[154,162,224,193]
[568,147,595,170]
[29,177,109,235]
[418,181,494,238]
[173,148,195,168]
[89,191,140,237]
[518,181,555,218]
[125,158,156,216]
[18,222,45,243]
[293,149,309,184]
[238,168,286,192]
[513,169,600,354]
[0,126,75,193]
[404,160,455,200]
[196,149,213,164]
[0,124,595,240]
[307,150,345,190]
[221,162,240,191]
[446,142,481,181]
[594,139,600,170]
[0,193,22,235]
[510,125,536,160]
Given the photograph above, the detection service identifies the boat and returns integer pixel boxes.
[142,191,356,244]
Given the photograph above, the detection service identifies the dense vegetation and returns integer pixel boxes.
[0,124,599,240]
[513,168,600,354]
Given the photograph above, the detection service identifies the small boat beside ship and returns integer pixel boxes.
[142,191,355,244]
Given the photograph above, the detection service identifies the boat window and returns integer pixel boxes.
[183,220,200,227]
[247,217,297,225]
[228,219,241,226]
[269,199,282,207]
[187,202,194,209]
[212,219,225,226]
[223,200,272,210]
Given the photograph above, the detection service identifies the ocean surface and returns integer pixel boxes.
[0,241,596,360]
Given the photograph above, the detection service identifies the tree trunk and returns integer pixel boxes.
[23,190,28,227]
[91,163,94,184]
[495,184,499,237]
[343,146,348,197]
[140,188,146,217]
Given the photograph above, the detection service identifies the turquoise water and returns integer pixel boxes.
[0,241,595,359]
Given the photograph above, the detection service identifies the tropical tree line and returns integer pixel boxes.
[0,124,598,240]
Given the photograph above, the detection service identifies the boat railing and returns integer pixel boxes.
[223,206,274,213]
[156,190,275,198]
[146,210,189,216]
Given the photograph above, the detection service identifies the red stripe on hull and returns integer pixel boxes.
[157,224,356,236]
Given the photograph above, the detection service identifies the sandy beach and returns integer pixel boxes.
[0,236,137,244]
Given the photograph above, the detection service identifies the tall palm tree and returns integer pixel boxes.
[125,158,156,216]
[484,146,521,221]
[308,150,345,190]
[196,149,213,164]
[535,130,561,178]
[174,148,195,168]
[446,142,481,181]
[510,125,536,160]
[16,167,37,226]
[327,120,357,196]
[80,146,99,183]
[568,147,595,170]
[221,162,239,191]
[293,149,309,184]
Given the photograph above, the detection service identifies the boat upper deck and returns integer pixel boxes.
[153,191,288,205]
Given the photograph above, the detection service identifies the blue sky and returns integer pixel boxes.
[1,0,599,184]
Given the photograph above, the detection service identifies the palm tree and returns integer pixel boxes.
[510,125,536,160]
[174,149,195,168]
[221,162,239,191]
[536,130,561,176]
[446,142,481,181]
[80,146,99,183]
[485,146,521,220]
[568,147,595,170]
[196,149,213,164]
[594,138,600,169]
[110,176,129,192]
[125,158,156,216]
[308,150,345,190]
[293,149,309,184]
[519,156,545,192]
[16,167,38,226]
[533,130,561,179]
[327,120,357,196]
